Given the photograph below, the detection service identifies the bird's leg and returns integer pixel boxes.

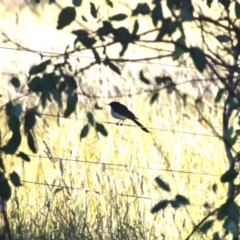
[116,120,124,125]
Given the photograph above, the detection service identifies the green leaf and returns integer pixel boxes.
[80,124,89,140]
[199,220,214,234]
[10,171,22,187]
[10,77,20,88]
[29,60,51,75]
[16,152,31,162]
[155,176,170,192]
[72,0,82,7]
[173,36,186,60]
[0,131,21,154]
[220,169,238,183]
[190,47,206,72]
[139,70,150,84]
[92,48,101,64]
[64,91,78,117]
[216,35,231,43]
[132,3,150,16]
[151,1,163,26]
[27,131,37,153]
[57,7,76,29]
[151,200,169,213]
[0,173,11,200]
[90,2,98,18]
[214,88,225,103]
[109,14,127,21]
[235,1,240,18]
[175,194,190,205]
[95,123,108,136]
[150,93,159,105]
[87,112,94,126]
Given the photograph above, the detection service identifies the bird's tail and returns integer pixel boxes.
[132,119,150,133]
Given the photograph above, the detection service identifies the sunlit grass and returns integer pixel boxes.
[0,1,234,239]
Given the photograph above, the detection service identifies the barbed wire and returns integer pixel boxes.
[24,153,221,177]
[16,178,215,209]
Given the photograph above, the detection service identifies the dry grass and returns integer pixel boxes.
[0,1,235,239]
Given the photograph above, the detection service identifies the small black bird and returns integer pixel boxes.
[108,101,150,133]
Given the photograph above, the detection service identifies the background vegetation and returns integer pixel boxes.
[0,0,240,239]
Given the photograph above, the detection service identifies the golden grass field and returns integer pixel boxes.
[0,0,236,239]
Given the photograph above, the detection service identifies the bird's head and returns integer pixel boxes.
[107,102,118,107]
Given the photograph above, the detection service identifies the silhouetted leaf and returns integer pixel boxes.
[169,200,181,209]
[92,48,101,64]
[0,173,11,200]
[5,101,14,116]
[235,1,240,18]
[10,77,20,88]
[139,70,150,84]
[173,36,186,60]
[219,0,230,9]
[17,152,31,162]
[175,194,190,206]
[180,2,194,21]
[10,171,22,187]
[206,0,213,7]
[72,29,88,38]
[155,176,171,192]
[12,104,22,118]
[64,90,78,117]
[54,187,64,194]
[57,7,76,29]
[82,15,87,22]
[150,93,159,105]
[190,47,206,72]
[132,3,150,16]
[217,199,233,220]
[0,158,5,171]
[80,124,89,140]
[0,131,21,154]
[151,1,162,26]
[214,88,225,103]
[106,0,113,7]
[155,76,172,85]
[28,76,42,92]
[64,75,77,89]
[220,169,238,183]
[199,220,214,234]
[87,112,94,126]
[212,183,218,193]
[212,232,221,240]
[151,200,169,213]
[155,17,172,40]
[8,116,20,132]
[109,14,127,21]
[24,108,38,132]
[132,20,139,37]
[216,35,231,43]
[80,124,89,141]
[95,123,108,136]
[90,2,98,18]
[72,0,82,7]
[113,27,132,42]
[27,131,37,153]
[29,60,51,75]
[104,58,121,75]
